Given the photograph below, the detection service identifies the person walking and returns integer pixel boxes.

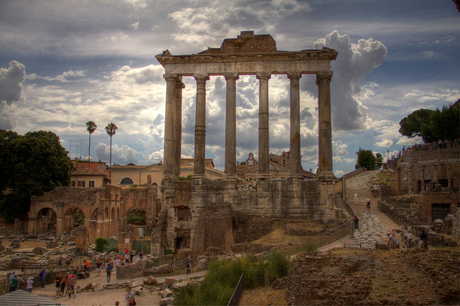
[186,257,191,277]
[55,273,62,297]
[125,286,136,306]
[354,215,359,229]
[26,276,34,293]
[9,273,23,292]
[106,263,113,283]
[69,274,77,297]
[420,229,428,250]
[39,268,46,288]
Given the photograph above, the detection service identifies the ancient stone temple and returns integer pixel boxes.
[153,31,338,255]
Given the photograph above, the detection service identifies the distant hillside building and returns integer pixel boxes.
[393,141,460,221]
[110,159,225,186]
[237,152,316,181]
[70,159,109,188]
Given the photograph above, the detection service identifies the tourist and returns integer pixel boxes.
[138,250,143,260]
[26,276,34,293]
[39,268,46,288]
[354,215,359,229]
[96,260,102,276]
[186,257,191,277]
[8,271,15,285]
[69,274,77,297]
[125,286,136,306]
[129,251,134,263]
[58,255,63,266]
[9,273,23,292]
[84,259,90,273]
[366,200,370,209]
[55,273,62,297]
[106,263,113,283]
[404,231,413,249]
[420,229,428,250]
[59,274,66,296]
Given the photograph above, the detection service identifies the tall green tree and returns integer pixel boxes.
[86,121,97,163]
[355,148,377,170]
[0,130,73,221]
[399,101,459,143]
[105,122,118,170]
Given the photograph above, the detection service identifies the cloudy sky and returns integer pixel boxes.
[0,0,459,177]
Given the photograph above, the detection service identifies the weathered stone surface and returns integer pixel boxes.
[145,276,158,285]
[164,277,175,287]
[160,297,174,306]
[161,288,173,298]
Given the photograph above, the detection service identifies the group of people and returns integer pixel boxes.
[54,272,78,298]
[8,268,47,293]
[386,223,429,250]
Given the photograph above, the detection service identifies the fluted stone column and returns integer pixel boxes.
[288,73,302,178]
[194,75,209,178]
[174,78,185,177]
[257,73,271,179]
[163,74,178,180]
[224,73,239,177]
[317,72,334,179]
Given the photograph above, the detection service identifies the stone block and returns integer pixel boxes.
[161,288,173,298]
[146,276,158,285]
[131,279,144,288]
[164,277,175,287]
[160,297,174,306]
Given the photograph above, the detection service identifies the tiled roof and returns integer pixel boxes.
[71,167,106,176]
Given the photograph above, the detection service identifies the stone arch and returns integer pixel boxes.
[120,177,134,185]
[36,207,57,235]
[126,207,146,225]
[105,207,109,219]
[63,207,85,233]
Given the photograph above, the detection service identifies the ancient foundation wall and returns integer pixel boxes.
[155,177,337,255]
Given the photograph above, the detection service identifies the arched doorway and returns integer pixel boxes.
[63,208,85,233]
[36,208,57,235]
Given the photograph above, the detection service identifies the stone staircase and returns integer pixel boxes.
[352,212,389,247]
[345,170,396,248]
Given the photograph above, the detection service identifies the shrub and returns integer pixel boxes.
[94,237,109,253]
[300,240,318,253]
[267,249,291,282]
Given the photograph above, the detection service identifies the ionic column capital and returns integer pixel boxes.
[256,72,271,80]
[224,73,239,81]
[194,74,210,82]
[287,73,302,80]
[164,73,179,80]
[316,71,333,84]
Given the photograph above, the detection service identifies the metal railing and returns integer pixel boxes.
[227,272,244,306]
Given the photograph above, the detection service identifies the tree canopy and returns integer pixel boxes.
[355,148,381,170]
[399,101,459,143]
[0,130,73,221]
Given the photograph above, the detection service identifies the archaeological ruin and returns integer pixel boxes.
[26,31,340,256]
[153,31,339,255]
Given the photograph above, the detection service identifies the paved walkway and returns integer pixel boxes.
[318,170,398,252]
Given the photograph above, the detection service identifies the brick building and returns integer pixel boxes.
[394,141,460,221]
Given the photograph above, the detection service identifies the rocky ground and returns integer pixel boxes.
[282,248,460,305]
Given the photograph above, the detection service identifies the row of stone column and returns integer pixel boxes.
[163,72,334,180]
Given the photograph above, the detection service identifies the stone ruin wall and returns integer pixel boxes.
[154,178,336,255]
[28,185,159,252]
